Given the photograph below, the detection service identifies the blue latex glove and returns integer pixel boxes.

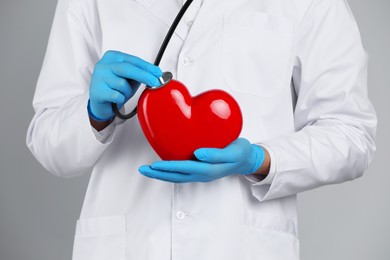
[88,50,163,121]
[138,138,265,183]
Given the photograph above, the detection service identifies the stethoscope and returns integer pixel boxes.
[112,0,194,120]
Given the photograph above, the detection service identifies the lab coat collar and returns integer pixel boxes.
[133,0,243,44]
[132,0,187,40]
[185,0,243,45]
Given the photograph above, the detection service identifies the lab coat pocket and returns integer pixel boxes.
[222,11,294,97]
[242,210,300,260]
[72,215,126,260]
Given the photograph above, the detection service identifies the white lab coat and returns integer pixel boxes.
[26,0,377,259]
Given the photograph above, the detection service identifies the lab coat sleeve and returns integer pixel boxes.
[244,0,377,202]
[26,0,120,177]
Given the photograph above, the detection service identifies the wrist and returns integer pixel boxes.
[87,99,114,122]
[250,144,265,173]
[251,144,270,175]
[87,99,114,131]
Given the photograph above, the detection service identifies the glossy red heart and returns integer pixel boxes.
[137,79,243,160]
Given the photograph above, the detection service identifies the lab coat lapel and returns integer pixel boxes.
[132,0,189,41]
[184,0,243,46]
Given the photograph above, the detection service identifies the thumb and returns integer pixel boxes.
[193,138,249,163]
[194,147,237,163]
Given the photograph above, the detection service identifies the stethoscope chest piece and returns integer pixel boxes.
[148,71,173,90]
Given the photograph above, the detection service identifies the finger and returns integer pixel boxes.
[101,50,162,78]
[91,82,126,105]
[138,165,193,183]
[124,55,163,78]
[110,62,161,87]
[150,160,215,176]
[103,77,133,101]
[194,138,250,163]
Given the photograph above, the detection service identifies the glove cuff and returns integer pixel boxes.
[87,99,114,122]
[250,144,266,174]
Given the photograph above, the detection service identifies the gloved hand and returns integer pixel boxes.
[88,50,163,121]
[138,138,265,183]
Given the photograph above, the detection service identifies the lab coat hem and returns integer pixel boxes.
[80,94,116,147]
[90,122,116,144]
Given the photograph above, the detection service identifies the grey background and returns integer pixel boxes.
[0,0,388,259]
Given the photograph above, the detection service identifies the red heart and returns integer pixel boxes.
[137,80,243,160]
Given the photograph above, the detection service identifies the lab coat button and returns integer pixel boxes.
[176,211,186,219]
[183,57,192,65]
[187,21,193,27]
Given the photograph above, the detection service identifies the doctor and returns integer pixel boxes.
[27,0,377,259]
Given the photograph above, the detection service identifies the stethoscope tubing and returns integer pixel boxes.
[112,0,194,120]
